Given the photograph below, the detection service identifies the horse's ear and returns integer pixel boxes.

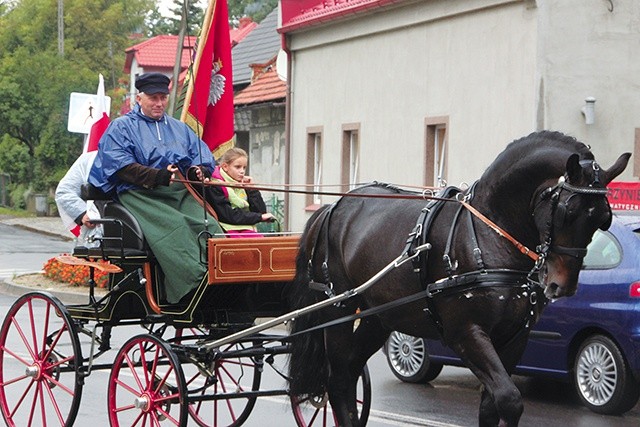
[565,154,581,183]
[603,153,631,185]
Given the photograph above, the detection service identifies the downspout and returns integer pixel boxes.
[281,32,293,231]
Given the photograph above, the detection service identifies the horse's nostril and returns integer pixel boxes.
[545,283,559,299]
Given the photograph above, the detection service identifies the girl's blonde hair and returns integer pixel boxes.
[219,147,248,165]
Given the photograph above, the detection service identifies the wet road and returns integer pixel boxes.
[0,223,73,279]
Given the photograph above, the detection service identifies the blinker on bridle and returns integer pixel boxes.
[537,160,610,261]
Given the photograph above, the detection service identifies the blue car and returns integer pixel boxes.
[385,212,640,415]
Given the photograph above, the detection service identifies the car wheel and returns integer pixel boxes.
[573,335,640,415]
[385,332,443,383]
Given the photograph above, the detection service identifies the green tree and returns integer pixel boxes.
[228,0,277,24]
[0,0,152,196]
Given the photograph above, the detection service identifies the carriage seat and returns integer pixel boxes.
[73,185,153,259]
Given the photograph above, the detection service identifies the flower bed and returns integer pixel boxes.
[43,256,109,288]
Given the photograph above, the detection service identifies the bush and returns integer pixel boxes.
[43,256,109,288]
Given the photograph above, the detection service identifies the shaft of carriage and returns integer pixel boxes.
[198,243,432,351]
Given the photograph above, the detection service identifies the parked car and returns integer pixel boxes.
[384,212,640,415]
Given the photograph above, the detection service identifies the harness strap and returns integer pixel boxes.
[466,208,485,270]
[460,200,539,262]
[443,202,464,275]
[290,269,539,341]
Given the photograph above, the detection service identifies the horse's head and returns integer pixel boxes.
[533,152,630,299]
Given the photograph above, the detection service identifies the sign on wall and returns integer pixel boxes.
[608,182,640,211]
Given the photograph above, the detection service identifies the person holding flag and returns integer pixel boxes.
[56,74,110,247]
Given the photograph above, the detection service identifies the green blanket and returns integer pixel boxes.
[119,183,223,303]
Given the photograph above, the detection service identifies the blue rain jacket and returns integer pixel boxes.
[89,104,214,194]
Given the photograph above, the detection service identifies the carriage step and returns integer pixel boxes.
[56,255,123,273]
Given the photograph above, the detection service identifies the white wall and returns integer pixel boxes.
[285,0,640,230]
[537,0,640,171]
[286,0,538,230]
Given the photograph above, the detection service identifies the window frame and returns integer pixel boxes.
[306,126,323,209]
[424,116,449,188]
[341,123,360,191]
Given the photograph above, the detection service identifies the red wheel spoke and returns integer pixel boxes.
[1,345,32,369]
[40,302,52,359]
[114,377,142,397]
[153,405,180,426]
[113,402,137,413]
[218,364,246,391]
[40,324,69,363]
[8,378,35,418]
[41,372,75,397]
[124,351,146,392]
[1,372,30,387]
[27,299,41,358]
[137,342,151,389]
[42,375,68,426]
[10,317,37,360]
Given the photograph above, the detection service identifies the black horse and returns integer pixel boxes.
[286,131,630,426]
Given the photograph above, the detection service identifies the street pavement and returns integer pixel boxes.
[0,215,72,241]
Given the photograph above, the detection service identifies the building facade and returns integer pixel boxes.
[279,0,640,230]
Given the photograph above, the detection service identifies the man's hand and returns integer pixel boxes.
[261,213,275,222]
[193,166,210,182]
[81,213,96,228]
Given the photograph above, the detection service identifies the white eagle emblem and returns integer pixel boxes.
[208,59,226,106]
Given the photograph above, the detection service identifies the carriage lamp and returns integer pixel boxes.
[582,97,596,125]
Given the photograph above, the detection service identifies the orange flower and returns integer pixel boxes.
[43,257,109,288]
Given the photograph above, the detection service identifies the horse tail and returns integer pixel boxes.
[286,205,332,397]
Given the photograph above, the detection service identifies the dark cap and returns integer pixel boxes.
[135,73,170,95]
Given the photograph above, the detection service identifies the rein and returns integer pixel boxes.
[460,200,539,261]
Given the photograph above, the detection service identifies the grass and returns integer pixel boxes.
[0,206,34,218]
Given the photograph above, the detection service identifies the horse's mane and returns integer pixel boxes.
[478,131,593,196]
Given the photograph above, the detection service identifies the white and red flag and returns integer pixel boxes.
[84,74,110,153]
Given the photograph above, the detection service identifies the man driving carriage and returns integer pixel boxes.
[88,72,223,304]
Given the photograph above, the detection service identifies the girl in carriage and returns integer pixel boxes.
[207,147,274,237]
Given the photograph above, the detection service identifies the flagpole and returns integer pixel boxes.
[180,0,217,123]
[169,0,189,116]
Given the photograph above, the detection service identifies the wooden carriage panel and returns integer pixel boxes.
[208,236,300,284]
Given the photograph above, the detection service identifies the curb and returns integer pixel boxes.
[0,276,96,305]
[10,223,72,241]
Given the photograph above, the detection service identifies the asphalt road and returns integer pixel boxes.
[0,224,638,426]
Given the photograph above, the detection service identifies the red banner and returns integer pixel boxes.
[607,181,640,210]
[181,0,234,159]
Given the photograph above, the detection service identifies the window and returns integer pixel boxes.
[306,127,323,207]
[341,123,360,191]
[582,230,622,269]
[425,117,449,187]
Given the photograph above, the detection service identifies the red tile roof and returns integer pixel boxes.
[280,0,401,33]
[124,35,198,73]
[234,58,287,106]
[230,17,258,46]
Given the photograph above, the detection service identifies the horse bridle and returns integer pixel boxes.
[535,160,610,262]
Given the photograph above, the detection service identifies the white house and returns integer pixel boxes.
[279,0,640,230]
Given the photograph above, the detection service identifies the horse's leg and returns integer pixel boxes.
[449,327,524,427]
[325,315,388,427]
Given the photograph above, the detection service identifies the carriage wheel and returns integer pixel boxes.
[175,329,262,427]
[291,365,371,427]
[107,334,187,426]
[0,292,83,427]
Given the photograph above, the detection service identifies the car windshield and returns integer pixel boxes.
[582,230,622,269]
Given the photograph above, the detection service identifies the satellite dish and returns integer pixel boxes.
[276,49,288,82]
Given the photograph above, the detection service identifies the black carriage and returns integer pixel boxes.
[0,194,371,427]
